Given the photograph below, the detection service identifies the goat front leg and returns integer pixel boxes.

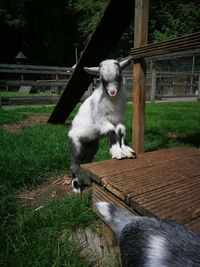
[69,137,82,193]
[116,124,136,158]
[100,122,126,159]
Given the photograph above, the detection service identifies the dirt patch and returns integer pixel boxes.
[3,113,71,133]
[18,174,92,208]
[6,113,116,265]
[166,131,186,139]
[18,177,118,266]
[18,174,72,208]
[2,114,50,133]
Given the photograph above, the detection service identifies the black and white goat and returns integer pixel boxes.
[68,57,135,193]
[96,202,200,267]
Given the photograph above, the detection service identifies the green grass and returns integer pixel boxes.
[0,105,52,124]
[2,193,95,267]
[0,101,200,266]
[0,104,95,267]
[0,124,69,189]
[145,102,200,151]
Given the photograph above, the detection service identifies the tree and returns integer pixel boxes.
[149,0,200,42]
[68,0,134,59]
[0,0,199,65]
[0,0,79,65]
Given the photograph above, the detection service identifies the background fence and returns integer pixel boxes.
[0,64,72,106]
[0,49,200,107]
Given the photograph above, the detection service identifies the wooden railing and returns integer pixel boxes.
[131,32,200,59]
[131,1,200,153]
[0,64,72,75]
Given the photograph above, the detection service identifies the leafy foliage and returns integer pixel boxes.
[0,0,199,64]
[68,0,107,40]
[149,0,200,42]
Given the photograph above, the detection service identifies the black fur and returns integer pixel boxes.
[97,202,200,267]
[107,130,118,147]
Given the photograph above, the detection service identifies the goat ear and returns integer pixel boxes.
[84,67,99,76]
[119,56,132,70]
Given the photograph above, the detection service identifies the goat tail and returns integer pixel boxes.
[96,202,132,238]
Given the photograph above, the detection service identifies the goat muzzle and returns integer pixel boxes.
[108,89,117,97]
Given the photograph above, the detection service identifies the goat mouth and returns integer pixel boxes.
[108,89,117,97]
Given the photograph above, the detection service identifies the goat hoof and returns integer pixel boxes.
[131,151,136,158]
[110,144,127,159]
[121,145,136,158]
[72,187,81,194]
[71,178,81,194]
[112,155,126,160]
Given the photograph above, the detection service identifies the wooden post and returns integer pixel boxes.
[133,0,149,153]
[151,67,156,103]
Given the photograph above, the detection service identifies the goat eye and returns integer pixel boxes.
[116,75,121,82]
[102,78,108,86]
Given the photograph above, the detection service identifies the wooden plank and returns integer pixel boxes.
[0,63,71,71]
[0,80,67,87]
[48,0,135,124]
[81,147,200,234]
[0,69,69,75]
[92,183,137,219]
[132,0,149,153]
[81,147,200,184]
[186,217,200,234]
[130,32,200,59]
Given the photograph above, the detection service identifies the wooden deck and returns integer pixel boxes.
[81,147,200,234]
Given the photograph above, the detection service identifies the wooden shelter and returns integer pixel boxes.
[48,0,200,239]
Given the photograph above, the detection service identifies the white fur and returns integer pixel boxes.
[121,142,135,158]
[96,202,111,221]
[116,123,126,134]
[110,143,126,159]
[71,178,81,194]
[68,86,124,142]
[68,58,134,192]
[146,236,169,267]
[116,123,135,158]
[96,202,200,267]
[72,187,81,194]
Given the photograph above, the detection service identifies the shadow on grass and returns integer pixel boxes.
[178,133,200,148]
[145,130,200,152]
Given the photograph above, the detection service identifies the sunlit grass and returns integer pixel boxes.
[0,101,200,266]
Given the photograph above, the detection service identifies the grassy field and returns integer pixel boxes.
[0,101,200,266]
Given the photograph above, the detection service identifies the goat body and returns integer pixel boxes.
[96,202,200,267]
[68,57,135,193]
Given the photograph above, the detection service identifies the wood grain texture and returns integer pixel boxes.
[81,147,200,234]
[131,32,200,59]
[132,0,149,153]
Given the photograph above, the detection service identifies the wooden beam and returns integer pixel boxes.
[48,0,134,124]
[131,32,200,59]
[132,0,149,153]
